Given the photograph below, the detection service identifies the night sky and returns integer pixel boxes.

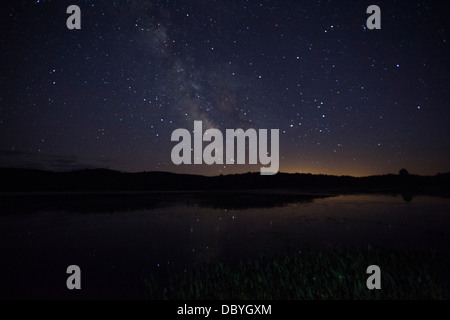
[1,0,449,176]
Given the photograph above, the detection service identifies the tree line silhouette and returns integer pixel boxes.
[0,168,449,195]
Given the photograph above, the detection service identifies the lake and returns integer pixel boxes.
[0,192,449,299]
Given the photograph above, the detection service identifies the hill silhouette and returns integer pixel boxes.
[0,168,449,195]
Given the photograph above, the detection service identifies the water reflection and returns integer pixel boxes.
[2,193,449,256]
[1,193,449,298]
[187,192,330,210]
[0,191,331,214]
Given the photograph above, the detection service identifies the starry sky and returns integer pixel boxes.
[1,0,449,176]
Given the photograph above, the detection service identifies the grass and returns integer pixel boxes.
[143,247,448,299]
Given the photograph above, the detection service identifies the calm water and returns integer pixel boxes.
[1,193,449,299]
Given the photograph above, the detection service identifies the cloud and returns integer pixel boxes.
[0,150,111,171]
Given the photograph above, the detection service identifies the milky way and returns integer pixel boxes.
[1,0,449,176]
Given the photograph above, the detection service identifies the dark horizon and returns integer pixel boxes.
[1,165,449,178]
[2,166,449,196]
